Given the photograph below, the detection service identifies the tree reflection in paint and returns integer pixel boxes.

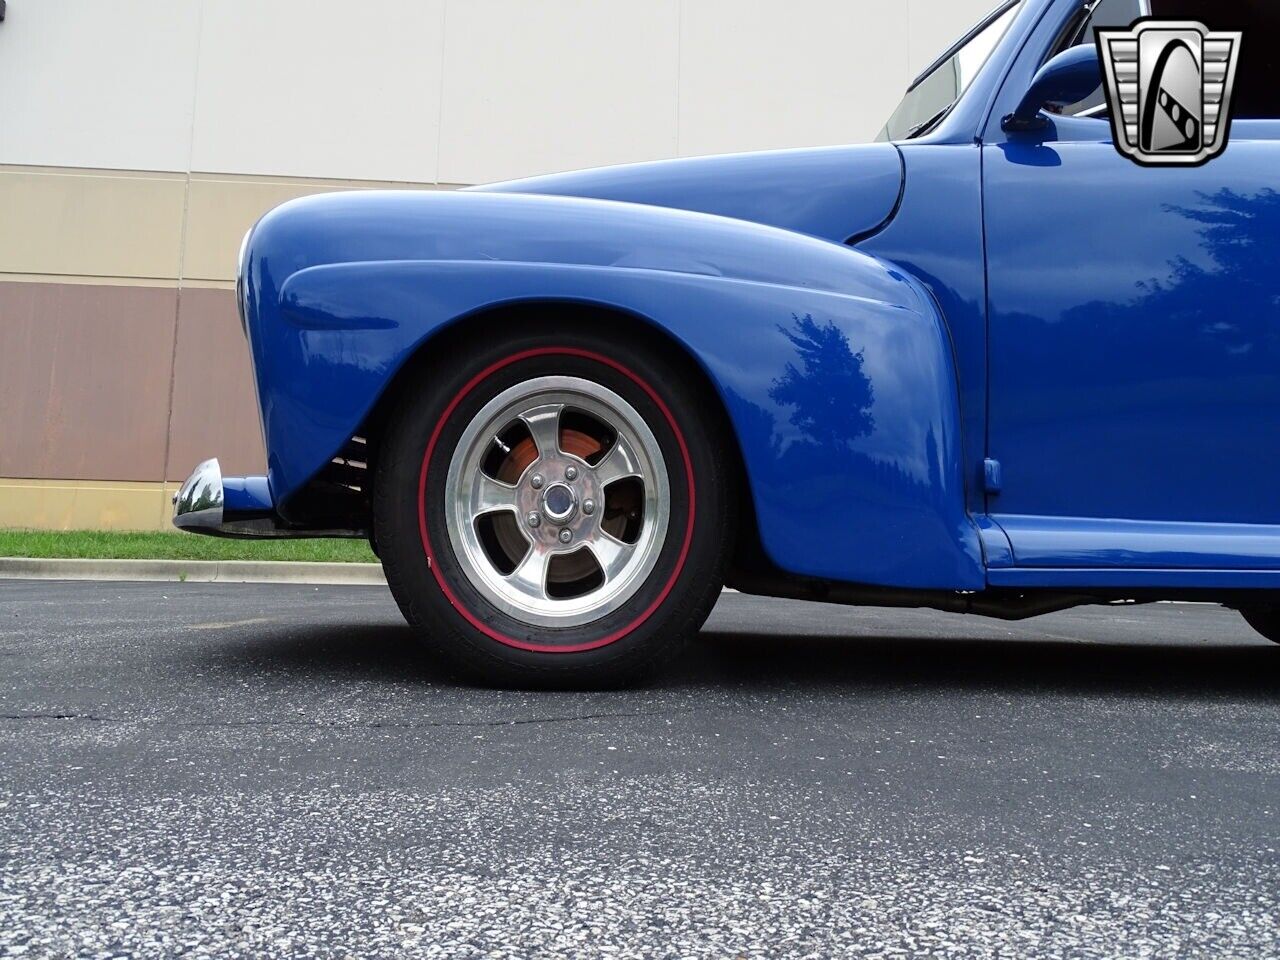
[768,314,875,451]
[1142,187,1280,356]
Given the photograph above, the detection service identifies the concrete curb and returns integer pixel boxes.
[0,557,387,585]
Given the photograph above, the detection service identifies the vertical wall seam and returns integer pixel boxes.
[905,0,912,79]
[434,0,450,184]
[161,0,206,491]
[674,0,684,157]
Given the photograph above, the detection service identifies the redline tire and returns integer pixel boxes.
[374,326,734,687]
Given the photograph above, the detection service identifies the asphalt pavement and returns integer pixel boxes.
[2,580,1278,958]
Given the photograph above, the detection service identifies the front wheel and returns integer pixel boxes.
[374,326,734,686]
[1239,605,1280,645]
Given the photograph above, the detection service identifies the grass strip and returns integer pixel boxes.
[0,529,377,563]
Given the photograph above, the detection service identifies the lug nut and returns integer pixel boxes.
[530,474,544,489]
[526,511,541,528]
[582,498,595,516]
[558,529,572,543]
[565,465,578,481]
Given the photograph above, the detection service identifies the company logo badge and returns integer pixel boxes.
[1096,20,1242,166]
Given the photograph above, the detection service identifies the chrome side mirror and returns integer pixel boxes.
[1003,44,1102,131]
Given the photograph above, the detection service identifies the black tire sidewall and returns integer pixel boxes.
[375,329,730,683]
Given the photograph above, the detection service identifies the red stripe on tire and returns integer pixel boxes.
[417,347,696,654]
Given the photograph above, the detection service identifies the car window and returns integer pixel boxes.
[876,1,1022,141]
[1054,0,1148,117]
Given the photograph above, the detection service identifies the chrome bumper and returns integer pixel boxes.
[172,458,280,538]
[173,458,366,539]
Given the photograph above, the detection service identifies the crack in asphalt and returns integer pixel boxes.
[0,709,690,728]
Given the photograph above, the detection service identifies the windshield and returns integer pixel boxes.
[877,1,1023,141]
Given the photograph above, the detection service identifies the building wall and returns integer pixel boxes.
[0,0,993,530]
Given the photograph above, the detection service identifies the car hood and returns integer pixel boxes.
[474,142,903,245]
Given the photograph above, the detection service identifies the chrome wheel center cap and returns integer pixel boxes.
[542,481,578,524]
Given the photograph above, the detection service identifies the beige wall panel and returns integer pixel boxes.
[907,0,1001,76]
[0,169,187,280]
[0,283,176,482]
[183,178,347,282]
[0,0,200,172]
[182,176,450,282]
[438,0,680,185]
[165,288,267,481]
[190,0,445,183]
[0,480,171,532]
[679,0,908,157]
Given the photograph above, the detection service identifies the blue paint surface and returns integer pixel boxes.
[222,475,273,516]
[478,143,903,244]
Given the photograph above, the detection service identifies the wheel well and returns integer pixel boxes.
[355,300,771,576]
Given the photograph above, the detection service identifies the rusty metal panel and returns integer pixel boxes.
[164,287,266,481]
[0,281,177,481]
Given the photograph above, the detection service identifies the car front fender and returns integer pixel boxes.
[247,190,983,589]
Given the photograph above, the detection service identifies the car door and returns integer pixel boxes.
[982,0,1280,572]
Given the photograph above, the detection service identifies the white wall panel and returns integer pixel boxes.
[438,0,680,185]
[678,0,908,157]
[907,0,1002,76]
[0,0,1008,183]
[190,0,445,183]
[0,0,200,171]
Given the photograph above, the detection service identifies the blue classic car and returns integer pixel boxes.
[174,0,1280,684]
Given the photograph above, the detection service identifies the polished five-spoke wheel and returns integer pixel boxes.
[374,326,733,687]
[446,377,670,628]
